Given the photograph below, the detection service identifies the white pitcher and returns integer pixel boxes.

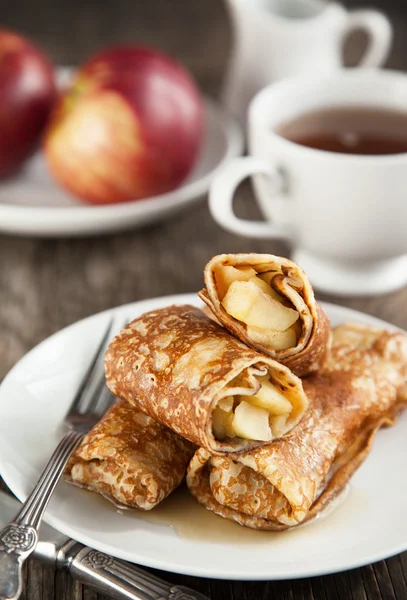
[222,0,393,124]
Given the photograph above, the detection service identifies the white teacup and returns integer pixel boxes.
[222,0,393,124]
[210,69,407,296]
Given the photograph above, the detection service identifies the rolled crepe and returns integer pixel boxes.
[187,323,407,529]
[199,253,331,376]
[65,400,195,510]
[105,305,307,454]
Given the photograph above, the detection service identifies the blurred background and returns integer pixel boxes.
[1,4,407,598]
[2,0,407,383]
[2,0,407,95]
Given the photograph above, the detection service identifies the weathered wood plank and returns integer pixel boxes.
[1,0,407,598]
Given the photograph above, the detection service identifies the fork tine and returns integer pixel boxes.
[68,315,115,416]
[92,385,116,419]
[20,316,129,523]
[83,316,130,416]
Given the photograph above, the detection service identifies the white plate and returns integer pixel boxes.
[0,294,406,580]
[0,69,243,237]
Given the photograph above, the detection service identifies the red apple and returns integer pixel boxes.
[0,29,56,178]
[44,45,204,204]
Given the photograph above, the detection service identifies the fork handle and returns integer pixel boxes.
[0,431,82,600]
[0,523,38,600]
[63,543,210,600]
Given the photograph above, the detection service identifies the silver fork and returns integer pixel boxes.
[0,315,121,600]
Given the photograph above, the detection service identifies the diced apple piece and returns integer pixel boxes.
[270,414,288,438]
[237,267,258,276]
[247,378,292,415]
[224,413,236,438]
[245,290,299,331]
[247,324,297,350]
[221,281,254,322]
[222,280,299,332]
[214,265,257,300]
[212,407,229,440]
[250,276,284,302]
[218,397,234,412]
[258,271,277,285]
[213,404,236,440]
[232,401,272,441]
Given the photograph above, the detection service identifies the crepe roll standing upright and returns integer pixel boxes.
[65,400,195,510]
[199,253,331,376]
[105,305,308,455]
[187,323,407,530]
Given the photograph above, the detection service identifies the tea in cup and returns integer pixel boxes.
[210,69,407,296]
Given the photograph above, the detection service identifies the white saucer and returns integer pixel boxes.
[0,69,243,237]
[0,294,406,580]
[293,249,407,297]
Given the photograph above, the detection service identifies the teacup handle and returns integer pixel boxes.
[209,156,289,240]
[344,9,393,67]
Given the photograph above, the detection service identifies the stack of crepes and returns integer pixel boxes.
[66,253,407,530]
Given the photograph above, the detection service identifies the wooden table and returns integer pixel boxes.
[1,0,407,598]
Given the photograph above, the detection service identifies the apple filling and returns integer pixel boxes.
[214,265,301,351]
[212,376,293,442]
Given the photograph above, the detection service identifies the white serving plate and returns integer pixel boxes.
[0,294,405,580]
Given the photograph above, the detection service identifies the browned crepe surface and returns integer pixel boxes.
[187,323,407,529]
[199,253,331,376]
[105,305,307,454]
[65,400,195,510]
